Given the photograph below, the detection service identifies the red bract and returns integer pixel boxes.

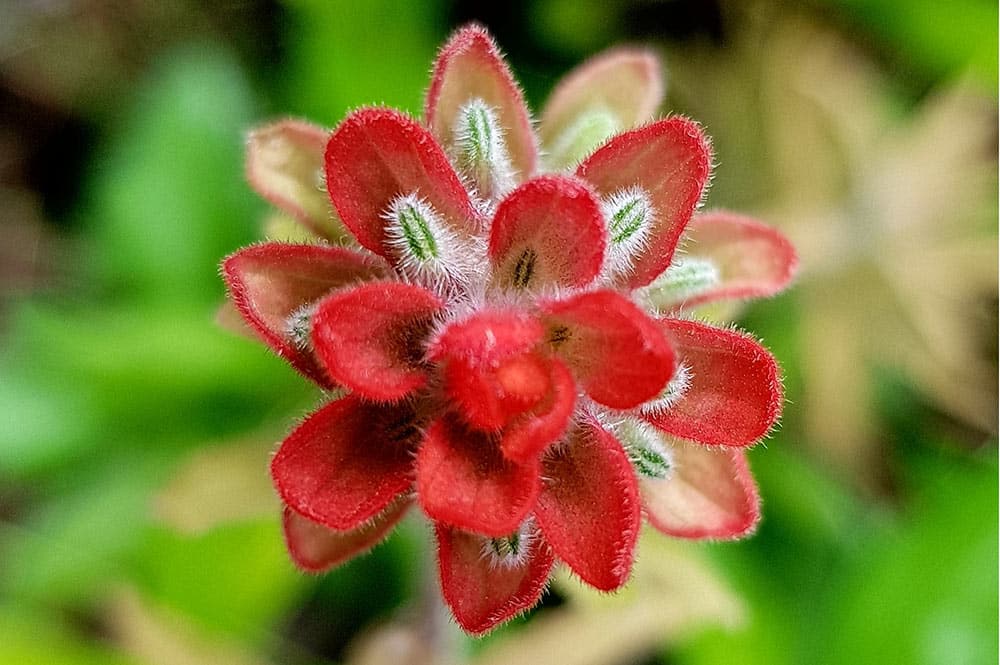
[223,23,797,635]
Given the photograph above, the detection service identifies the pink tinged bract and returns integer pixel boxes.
[271,396,418,531]
[416,416,542,537]
[282,499,411,573]
[426,24,538,182]
[641,442,760,540]
[324,108,483,259]
[534,418,641,591]
[222,243,390,387]
[668,211,799,309]
[246,119,344,241]
[539,47,663,147]
[489,175,606,290]
[436,523,554,635]
[541,290,675,409]
[577,117,712,288]
[311,281,443,401]
[645,319,782,447]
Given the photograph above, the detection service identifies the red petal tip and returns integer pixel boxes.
[271,397,418,531]
[417,416,541,537]
[221,243,389,386]
[577,117,712,287]
[534,418,641,591]
[437,523,554,634]
[311,281,442,401]
[645,319,782,447]
[325,108,481,258]
[489,174,605,291]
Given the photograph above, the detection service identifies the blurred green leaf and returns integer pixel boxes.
[0,452,166,606]
[528,0,622,55]
[129,520,304,642]
[281,0,443,121]
[85,43,261,305]
[0,366,102,476]
[822,453,998,664]
[820,0,998,87]
[0,303,311,478]
[672,444,997,665]
[0,605,140,665]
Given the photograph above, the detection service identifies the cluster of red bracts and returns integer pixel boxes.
[221,24,796,634]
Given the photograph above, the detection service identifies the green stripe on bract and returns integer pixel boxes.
[600,186,653,279]
[398,204,439,261]
[489,531,522,559]
[546,107,621,170]
[608,196,646,244]
[463,103,493,163]
[617,417,673,480]
[644,257,720,308]
[631,445,671,478]
[453,99,512,200]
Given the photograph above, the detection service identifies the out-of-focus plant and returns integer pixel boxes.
[666,8,997,483]
[0,43,314,664]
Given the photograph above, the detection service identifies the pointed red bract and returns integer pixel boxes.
[645,319,782,446]
[311,281,442,401]
[542,290,674,409]
[271,396,418,530]
[324,108,483,258]
[534,419,641,591]
[222,243,390,386]
[426,24,537,182]
[282,499,410,573]
[577,118,712,288]
[416,416,541,537]
[436,523,554,634]
[540,48,662,147]
[642,442,760,539]
[246,120,346,241]
[499,358,576,463]
[489,175,605,290]
[667,211,798,309]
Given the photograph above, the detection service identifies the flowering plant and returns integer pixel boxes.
[221,24,796,634]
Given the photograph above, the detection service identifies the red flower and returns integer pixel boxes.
[223,24,796,635]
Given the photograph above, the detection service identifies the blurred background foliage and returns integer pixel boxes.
[0,1,995,664]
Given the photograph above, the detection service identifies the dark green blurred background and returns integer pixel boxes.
[0,1,996,664]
